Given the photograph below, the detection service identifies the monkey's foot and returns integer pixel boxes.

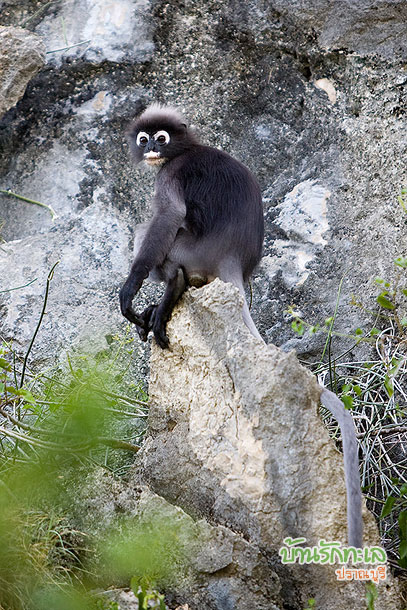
[135,305,170,348]
[152,320,170,349]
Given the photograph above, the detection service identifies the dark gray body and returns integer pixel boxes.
[120,119,264,347]
[130,145,264,342]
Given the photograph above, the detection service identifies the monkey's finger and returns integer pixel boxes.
[137,326,148,341]
[153,327,170,349]
[123,308,144,327]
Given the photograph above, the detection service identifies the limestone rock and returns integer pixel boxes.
[35,0,154,67]
[138,279,403,609]
[0,25,45,118]
[0,201,149,371]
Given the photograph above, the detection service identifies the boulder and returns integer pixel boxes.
[0,25,45,118]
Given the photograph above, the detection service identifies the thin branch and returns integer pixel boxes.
[46,40,91,54]
[0,278,37,293]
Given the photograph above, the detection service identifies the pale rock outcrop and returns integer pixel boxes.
[137,279,403,609]
[0,26,45,118]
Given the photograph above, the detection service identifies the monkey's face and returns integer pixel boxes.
[135,129,172,167]
[127,109,195,167]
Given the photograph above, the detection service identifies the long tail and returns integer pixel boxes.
[320,388,363,548]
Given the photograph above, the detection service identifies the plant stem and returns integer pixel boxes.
[0,278,37,294]
[0,189,58,220]
[20,262,59,388]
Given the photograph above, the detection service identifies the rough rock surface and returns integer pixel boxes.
[73,470,282,610]
[136,280,402,609]
[1,0,407,370]
[0,25,45,118]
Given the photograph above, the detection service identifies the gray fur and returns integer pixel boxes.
[320,388,363,548]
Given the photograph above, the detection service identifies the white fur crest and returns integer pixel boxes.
[139,103,185,125]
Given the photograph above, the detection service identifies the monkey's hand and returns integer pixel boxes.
[119,278,145,327]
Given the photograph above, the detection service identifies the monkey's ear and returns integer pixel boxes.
[181,123,187,129]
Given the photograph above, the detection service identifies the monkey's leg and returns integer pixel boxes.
[152,267,187,349]
[219,267,264,342]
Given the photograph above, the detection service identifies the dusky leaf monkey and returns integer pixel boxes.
[119,103,263,348]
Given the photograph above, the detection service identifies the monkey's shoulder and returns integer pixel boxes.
[181,144,247,169]
[165,144,257,188]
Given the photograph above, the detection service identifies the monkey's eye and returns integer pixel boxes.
[154,130,170,145]
[136,132,149,147]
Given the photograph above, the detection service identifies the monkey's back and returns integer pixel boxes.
[175,145,264,280]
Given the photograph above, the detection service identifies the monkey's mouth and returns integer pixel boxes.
[144,151,166,166]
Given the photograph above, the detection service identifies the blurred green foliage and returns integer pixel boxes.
[0,328,173,610]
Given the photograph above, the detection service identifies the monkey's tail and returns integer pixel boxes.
[320,388,363,548]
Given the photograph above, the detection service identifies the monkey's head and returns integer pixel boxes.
[127,104,197,167]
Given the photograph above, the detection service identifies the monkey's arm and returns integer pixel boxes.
[119,183,186,325]
[320,388,363,548]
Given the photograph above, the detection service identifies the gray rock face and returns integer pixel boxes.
[272,0,407,59]
[0,25,45,118]
[1,0,407,370]
[137,280,402,609]
[35,0,154,66]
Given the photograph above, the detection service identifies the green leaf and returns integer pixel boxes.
[3,386,36,404]
[377,293,396,310]
[374,277,384,285]
[380,495,396,519]
[384,375,394,398]
[4,385,19,395]
[399,511,407,538]
[353,385,362,396]
[400,540,407,559]
[369,327,380,336]
[0,357,11,371]
[402,289,407,297]
[324,317,333,326]
[354,327,364,336]
[18,388,37,405]
[395,256,407,268]
[341,395,353,410]
[291,319,304,336]
[400,484,407,496]
[401,317,407,327]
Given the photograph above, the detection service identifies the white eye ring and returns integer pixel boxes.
[136,131,150,146]
[153,130,170,144]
